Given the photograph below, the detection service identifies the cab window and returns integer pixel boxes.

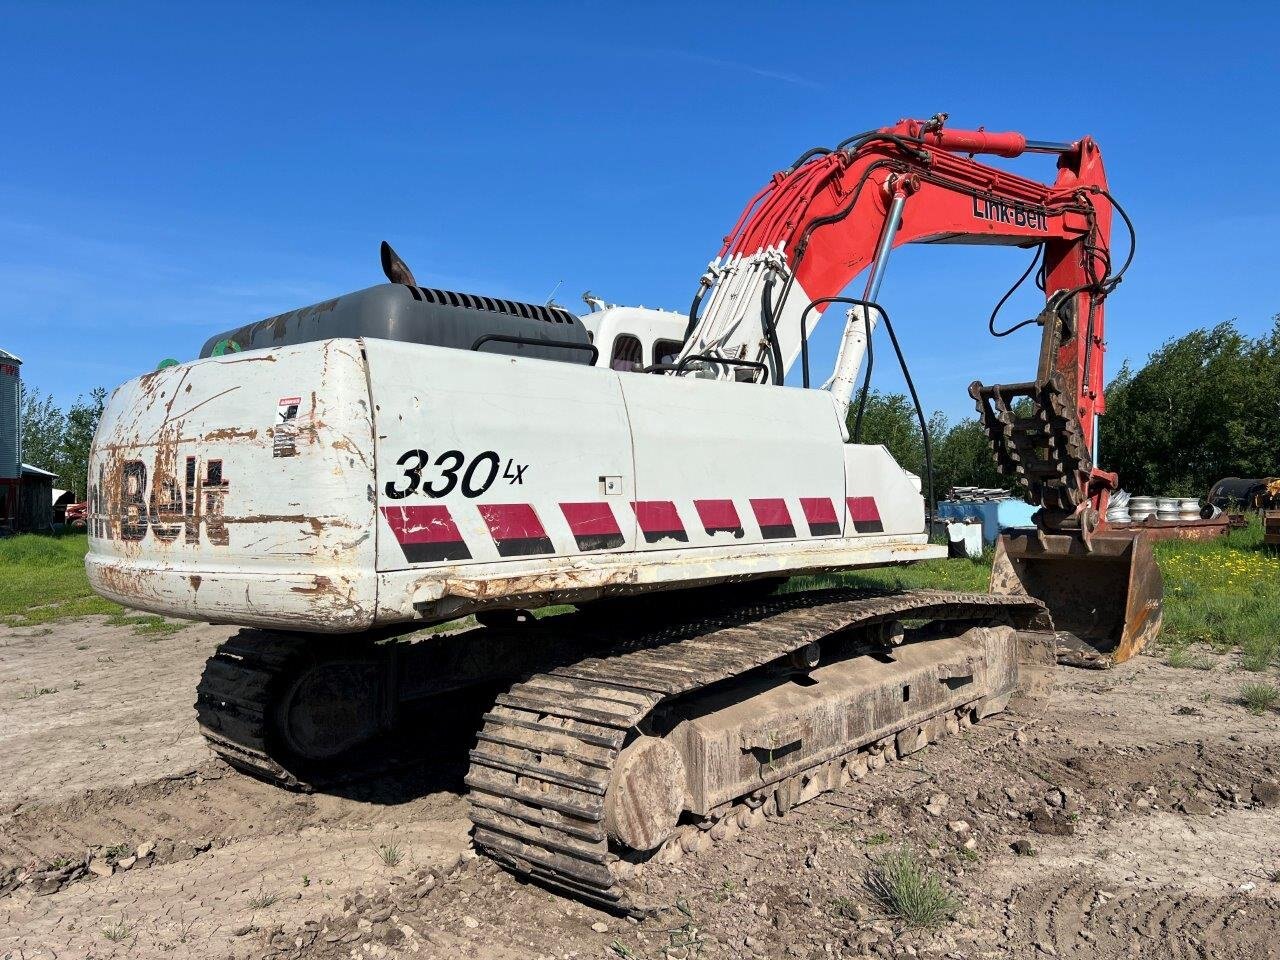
[610,334,643,372]
[653,339,683,366]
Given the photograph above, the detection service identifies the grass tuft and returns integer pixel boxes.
[1240,682,1280,715]
[104,842,131,860]
[18,685,59,700]
[865,847,957,928]
[377,842,404,868]
[101,915,131,942]
[248,889,279,909]
[105,612,185,638]
[1165,645,1213,670]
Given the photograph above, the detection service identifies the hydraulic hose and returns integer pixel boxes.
[785,146,833,172]
[797,294,933,519]
[878,307,936,525]
[1094,187,1136,290]
[796,296,879,442]
[760,275,785,385]
[684,288,706,342]
[988,245,1044,337]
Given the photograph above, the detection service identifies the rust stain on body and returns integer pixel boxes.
[203,427,259,442]
[442,565,640,601]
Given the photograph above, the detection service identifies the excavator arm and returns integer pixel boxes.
[681,115,1159,665]
[682,115,1122,527]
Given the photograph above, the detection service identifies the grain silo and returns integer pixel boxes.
[0,348,20,530]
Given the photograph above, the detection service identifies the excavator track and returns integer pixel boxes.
[195,631,397,790]
[196,631,314,789]
[466,589,1052,914]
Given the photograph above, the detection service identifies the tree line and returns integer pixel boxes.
[1102,319,1279,496]
[18,386,107,500]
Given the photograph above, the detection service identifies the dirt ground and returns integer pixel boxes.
[2,616,1279,960]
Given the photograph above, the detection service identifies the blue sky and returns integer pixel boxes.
[2,2,1277,423]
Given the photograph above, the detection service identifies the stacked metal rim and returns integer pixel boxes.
[1157,496,1181,520]
[1128,496,1158,522]
[1178,497,1201,520]
[948,487,1009,501]
[1106,489,1131,525]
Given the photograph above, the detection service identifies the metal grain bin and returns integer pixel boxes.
[0,349,20,481]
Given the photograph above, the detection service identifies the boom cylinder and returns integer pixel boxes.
[828,189,906,421]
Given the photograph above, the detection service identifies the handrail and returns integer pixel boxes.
[471,333,599,365]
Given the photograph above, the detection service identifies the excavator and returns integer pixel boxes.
[85,115,1162,912]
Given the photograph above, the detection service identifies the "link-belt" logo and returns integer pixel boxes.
[972,196,1048,231]
[90,456,230,545]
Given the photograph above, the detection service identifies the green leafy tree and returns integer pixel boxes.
[932,418,1005,495]
[17,385,108,498]
[18,384,65,476]
[847,391,1008,500]
[56,388,107,499]
[848,391,928,475]
[1103,319,1280,495]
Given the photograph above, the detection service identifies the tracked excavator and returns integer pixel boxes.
[86,115,1162,912]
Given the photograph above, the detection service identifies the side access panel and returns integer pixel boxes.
[365,340,638,571]
[841,445,928,537]
[619,375,847,549]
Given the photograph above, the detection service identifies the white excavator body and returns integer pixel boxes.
[86,333,937,633]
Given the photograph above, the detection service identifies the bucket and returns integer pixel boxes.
[989,530,1164,669]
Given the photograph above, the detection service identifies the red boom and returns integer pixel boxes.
[717,118,1121,523]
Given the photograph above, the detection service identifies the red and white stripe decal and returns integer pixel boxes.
[632,500,688,544]
[750,498,796,539]
[478,503,555,556]
[694,499,744,537]
[381,505,472,562]
[846,496,884,533]
[799,497,841,537]
[383,495,883,565]
[559,502,625,552]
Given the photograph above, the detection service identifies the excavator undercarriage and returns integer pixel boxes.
[197,587,1053,913]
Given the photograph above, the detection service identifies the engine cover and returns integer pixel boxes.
[200,283,592,365]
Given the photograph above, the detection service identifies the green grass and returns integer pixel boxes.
[1155,516,1280,668]
[1241,682,1280,714]
[0,533,120,625]
[784,551,993,596]
[865,847,957,928]
[1165,645,1214,670]
[101,915,131,943]
[789,519,1278,668]
[0,532,186,637]
[376,841,404,867]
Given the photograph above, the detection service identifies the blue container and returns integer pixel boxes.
[937,499,1002,545]
[938,497,1037,545]
[996,498,1037,531]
